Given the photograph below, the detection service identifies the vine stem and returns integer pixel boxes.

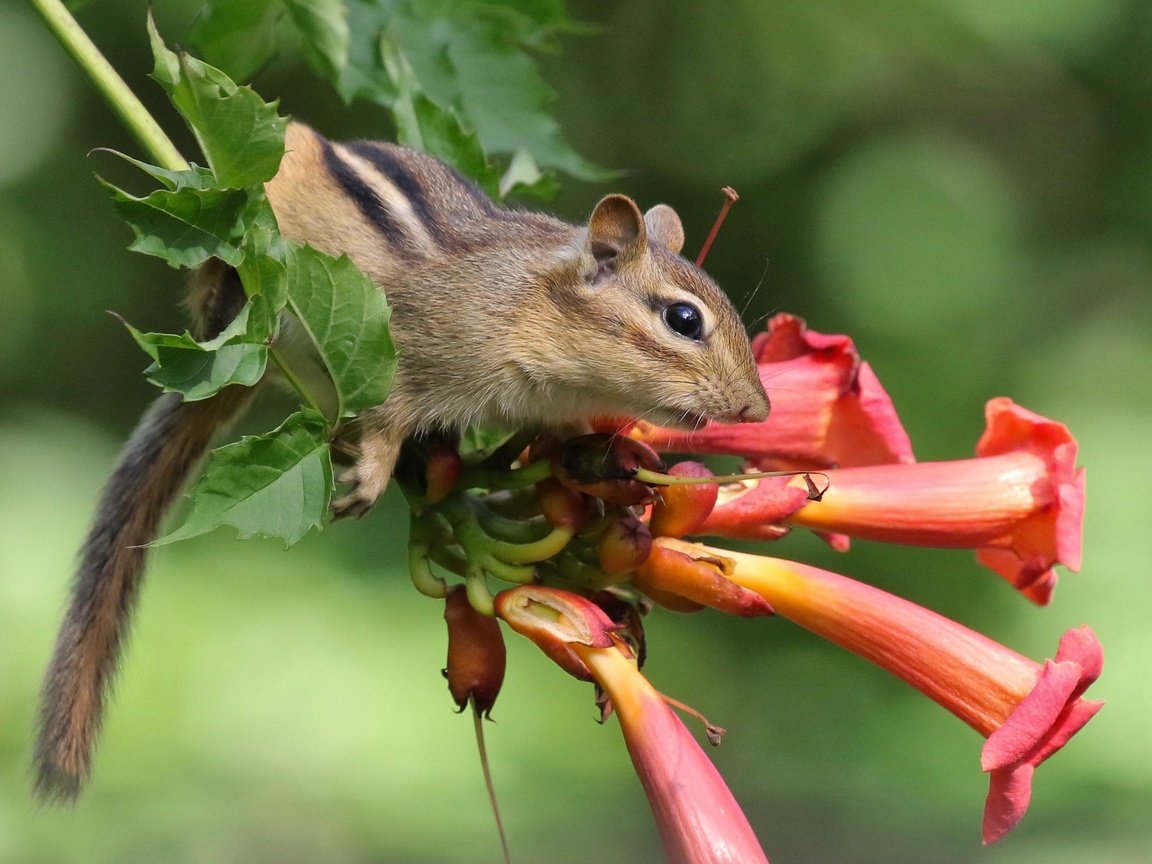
[28,0,188,171]
[269,349,326,419]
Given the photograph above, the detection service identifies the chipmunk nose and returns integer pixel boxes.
[738,397,770,424]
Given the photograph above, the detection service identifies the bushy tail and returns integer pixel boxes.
[35,386,249,802]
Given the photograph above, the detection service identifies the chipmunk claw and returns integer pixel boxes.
[331,490,375,520]
[330,435,400,520]
[331,468,387,520]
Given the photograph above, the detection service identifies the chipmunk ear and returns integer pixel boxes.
[643,204,685,254]
[587,194,646,283]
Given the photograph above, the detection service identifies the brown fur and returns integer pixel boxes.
[266,123,769,514]
[35,121,769,798]
[35,385,250,801]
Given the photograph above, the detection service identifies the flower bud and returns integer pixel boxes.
[536,477,588,532]
[649,461,718,538]
[598,512,653,574]
[444,585,506,717]
[425,445,462,504]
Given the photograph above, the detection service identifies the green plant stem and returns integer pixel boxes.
[28,0,188,171]
[269,349,326,419]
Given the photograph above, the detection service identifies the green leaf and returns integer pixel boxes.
[131,332,268,399]
[155,410,333,547]
[96,150,219,191]
[283,0,350,80]
[459,425,518,459]
[101,179,250,268]
[338,0,401,104]
[382,38,500,194]
[284,244,397,419]
[339,0,608,186]
[123,300,272,400]
[499,147,559,200]
[188,0,283,83]
[148,14,287,187]
[393,2,603,179]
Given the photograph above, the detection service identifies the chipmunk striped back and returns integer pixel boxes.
[267,123,566,275]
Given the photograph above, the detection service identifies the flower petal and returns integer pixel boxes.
[634,314,914,470]
[576,644,771,864]
[983,761,1035,845]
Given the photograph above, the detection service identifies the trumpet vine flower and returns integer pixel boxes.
[497,586,770,864]
[637,540,1102,844]
[399,313,1096,860]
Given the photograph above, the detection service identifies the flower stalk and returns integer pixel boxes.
[29,0,188,171]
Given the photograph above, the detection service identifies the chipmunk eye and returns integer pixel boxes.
[662,302,704,341]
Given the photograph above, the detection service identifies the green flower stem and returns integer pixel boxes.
[480,554,536,584]
[552,551,619,589]
[269,349,327,420]
[407,517,448,598]
[461,458,552,491]
[475,503,550,545]
[465,566,495,617]
[441,495,574,565]
[29,0,188,172]
[489,525,574,564]
[429,545,469,577]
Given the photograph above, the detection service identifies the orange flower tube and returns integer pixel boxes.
[497,586,770,863]
[699,543,1102,844]
[785,398,1084,604]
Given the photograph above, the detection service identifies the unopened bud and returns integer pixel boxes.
[537,477,588,532]
[426,445,463,504]
[598,512,653,575]
[444,585,506,716]
[649,461,718,537]
[635,537,774,618]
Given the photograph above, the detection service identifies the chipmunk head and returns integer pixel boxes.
[537,194,770,430]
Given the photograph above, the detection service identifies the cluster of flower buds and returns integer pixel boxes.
[408,313,1097,861]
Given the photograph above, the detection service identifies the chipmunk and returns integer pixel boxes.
[35,122,770,801]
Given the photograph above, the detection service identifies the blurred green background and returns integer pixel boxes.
[2,0,1149,861]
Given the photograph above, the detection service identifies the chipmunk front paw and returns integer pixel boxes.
[330,432,401,520]
[331,468,388,520]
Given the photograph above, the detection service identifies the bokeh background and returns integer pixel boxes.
[2,1,1149,861]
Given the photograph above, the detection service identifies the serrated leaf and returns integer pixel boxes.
[432,9,605,180]
[285,244,396,419]
[123,301,271,400]
[237,192,290,263]
[101,178,249,268]
[155,411,333,547]
[283,0,350,80]
[96,150,219,191]
[339,0,607,186]
[238,255,288,318]
[142,338,267,399]
[148,14,287,187]
[189,0,283,83]
[382,38,500,194]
